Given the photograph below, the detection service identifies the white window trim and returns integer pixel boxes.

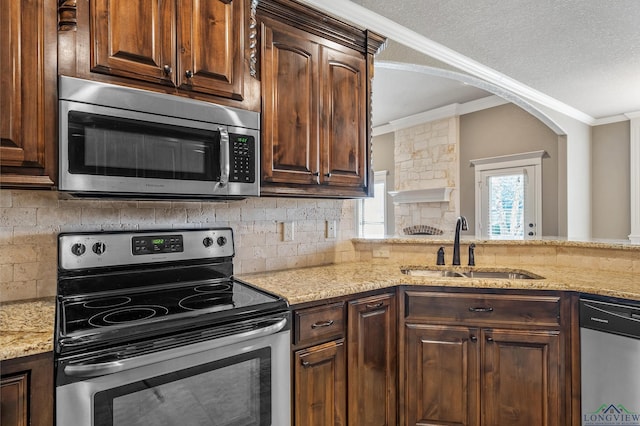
[357,170,388,238]
[471,150,545,239]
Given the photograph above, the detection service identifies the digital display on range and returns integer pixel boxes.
[132,235,183,255]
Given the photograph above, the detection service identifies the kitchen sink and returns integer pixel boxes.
[402,269,466,278]
[400,267,542,280]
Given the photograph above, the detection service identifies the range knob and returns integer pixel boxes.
[203,237,214,247]
[92,242,106,255]
[217,236,227,246]
[71,243,86,256]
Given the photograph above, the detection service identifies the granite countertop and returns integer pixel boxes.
[0,298,55,361]
[240,261,640,305]
[1,259,638,361]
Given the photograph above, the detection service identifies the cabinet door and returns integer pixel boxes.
[91,0,176,85]
[405,324,480,426]
[482,328,562,426]
[0,0,56,187]
[0,373,28,426]
[320,47,367,188]
[178,0,244,99]
[0,353,53,426]
[294,340,346,426]
[261,21,320,186]
[347,294,397,426]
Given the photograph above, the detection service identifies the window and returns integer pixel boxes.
[471,151,544,240]
[358,171,388,238]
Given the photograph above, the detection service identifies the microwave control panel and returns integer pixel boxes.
[230,134,256,183]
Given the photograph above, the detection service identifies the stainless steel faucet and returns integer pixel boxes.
[452,216,468,265]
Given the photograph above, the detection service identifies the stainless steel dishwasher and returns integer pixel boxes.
[580,297,640,426]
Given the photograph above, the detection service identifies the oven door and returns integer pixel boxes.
[56,320,290,426]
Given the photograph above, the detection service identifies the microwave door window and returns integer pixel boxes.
[68,111,220,181]
[84,128,143,175]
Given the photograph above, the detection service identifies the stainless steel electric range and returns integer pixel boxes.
[54,228,291,426]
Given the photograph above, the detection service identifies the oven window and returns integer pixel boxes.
[67,111,220,181]
[94,348,271,426]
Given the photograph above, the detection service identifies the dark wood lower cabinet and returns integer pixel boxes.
[402,289,571,426]
[347,294,397,426]
[292,290,397,426]
[405,324,479,426]
[0,352,54,426]
[294,339,346,426]
[482,328,562,426]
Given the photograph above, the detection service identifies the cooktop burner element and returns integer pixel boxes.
[56,228,288,354]
[89,305,169,327]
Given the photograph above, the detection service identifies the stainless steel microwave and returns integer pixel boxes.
[58,76,260,199]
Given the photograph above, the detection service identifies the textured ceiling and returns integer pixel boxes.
[353,0,640,120]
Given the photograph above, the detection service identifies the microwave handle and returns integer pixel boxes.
[219,127,230,187]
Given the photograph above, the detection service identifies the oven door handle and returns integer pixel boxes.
[63,317,288,378]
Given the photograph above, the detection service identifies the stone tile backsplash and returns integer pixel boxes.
[0,190,358,302]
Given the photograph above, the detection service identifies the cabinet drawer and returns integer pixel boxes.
[405,291,561,327]
[294,302,345,345]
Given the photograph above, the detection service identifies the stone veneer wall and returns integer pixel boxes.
[394,117,459,236]
[0,190,358,302]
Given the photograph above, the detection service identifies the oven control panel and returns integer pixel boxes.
[132,235,184,255]
[58,228,235,270]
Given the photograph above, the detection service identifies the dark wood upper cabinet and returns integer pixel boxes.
[321,47,367,189]
[90,0,177,86]
[177,0,244,99]
[257,0,385,198]
[91,0,243,99]
[260,22,320,186]
[0,0,57,188]
[60,0,259,110]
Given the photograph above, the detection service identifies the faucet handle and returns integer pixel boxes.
[468,243,476,266]
[437,247,445,265]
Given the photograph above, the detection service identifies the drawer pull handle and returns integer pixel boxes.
[469,307,494,313]
[301,360,310,367]
[311,320,334,329]
[366,302,384,309]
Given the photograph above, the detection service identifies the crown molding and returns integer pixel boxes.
[298,0,596,126]
[372,95,508,136]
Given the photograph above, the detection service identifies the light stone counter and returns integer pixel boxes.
[2,245,638,360]
[0,298,55,361]
[240,261,640,306]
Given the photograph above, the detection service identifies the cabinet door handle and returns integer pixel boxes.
[486,336,494,342]
[312,172,320,177]
[469,307,494,313]
[311,320,334,329]
[301,360,310,367]
[185,70,194,79]
[324,173,332,178]
[366,302,384,309]
[163,64,172,75]
[470,335,478,342]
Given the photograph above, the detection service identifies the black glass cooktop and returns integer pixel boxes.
[60,280,279,337]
